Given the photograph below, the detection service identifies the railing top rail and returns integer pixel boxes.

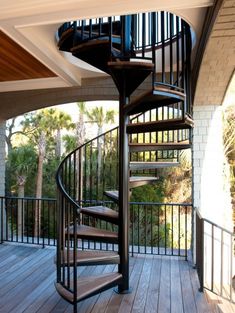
[57,125,119,168]
[203,218,235,236]
[129,202,192,206]
[196,208,234,236]
[56,125,118,203]
[0,196,192,208]
[1,196,57,201]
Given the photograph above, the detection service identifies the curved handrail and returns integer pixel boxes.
[56,125,119,208]
[57,11,186,57]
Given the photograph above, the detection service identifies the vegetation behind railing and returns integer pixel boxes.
[0,196,57,247]
[0,196,192,258]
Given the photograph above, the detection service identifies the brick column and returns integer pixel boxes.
[193,105,232,228]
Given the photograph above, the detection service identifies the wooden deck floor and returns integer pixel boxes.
[0,243,234,313]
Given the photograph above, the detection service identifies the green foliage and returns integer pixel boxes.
[42,157,61,198]
[62,134,78,154]
[6,144,37,196]
[6,108,74,198]
[131,180,165,203]
[85,106,115,136]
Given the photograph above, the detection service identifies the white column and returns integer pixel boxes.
[193,105,232,229]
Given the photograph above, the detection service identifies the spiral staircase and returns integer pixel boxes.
[55,12,193,313]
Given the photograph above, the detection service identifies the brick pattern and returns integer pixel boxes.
[193,105,233,229]
[194,0,235,106]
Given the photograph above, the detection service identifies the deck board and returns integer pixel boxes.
[180,258,197,313]
[158,255,171,313]
[171,257,184,313]
[0,243,233,313]
[144,255,161,313]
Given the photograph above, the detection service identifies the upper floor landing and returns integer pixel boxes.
[0,0,233,119]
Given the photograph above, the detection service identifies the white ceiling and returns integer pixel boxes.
[0,0,214,92]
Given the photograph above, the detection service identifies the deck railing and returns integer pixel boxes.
[0,196,57,247]
[196,210,235,303]
[0,196,192,258]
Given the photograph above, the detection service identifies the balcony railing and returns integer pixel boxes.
[0,197,192,258]
[196,210,235,303]
[0,196,57,247]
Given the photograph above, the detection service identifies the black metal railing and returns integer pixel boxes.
[0,196,192,259]
[196,210,235,302]
[0,196,57,247]
[58,12,181,55]
[57,113,190,207]
[58,11,192,117]
[80,201,192,259]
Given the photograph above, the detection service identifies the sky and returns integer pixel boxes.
[55,100,119,123]
[56,100,119,140]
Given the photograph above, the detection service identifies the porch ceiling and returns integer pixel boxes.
[0,0,213,120]
[0,30,56,82]
[194,0,235,106]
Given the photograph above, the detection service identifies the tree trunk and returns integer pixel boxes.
[17,176,25,239]
[76,112,85,201]
[34,132,46,238]
[76,112,85,147]
[5,136,13,155]
[55,129,61,158]
[97,126,103,188]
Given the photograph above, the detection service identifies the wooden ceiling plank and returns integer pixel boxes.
[0,30,57,82]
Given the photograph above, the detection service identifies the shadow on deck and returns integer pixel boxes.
[0,243,234,313]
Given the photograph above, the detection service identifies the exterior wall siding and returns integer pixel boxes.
[193,105,232,230]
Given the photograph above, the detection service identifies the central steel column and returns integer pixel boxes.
[118,80,130,293]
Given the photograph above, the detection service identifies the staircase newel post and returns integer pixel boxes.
[118,82,130,293]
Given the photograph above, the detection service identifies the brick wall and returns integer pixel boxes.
[193,105,232,230]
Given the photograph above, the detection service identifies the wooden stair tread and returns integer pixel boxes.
[124,86,186,115]
[108,61,154,97]
[129,141,191,152]
[104,190,119,202]
[80,206,118,224]
[61,249,120,266]
[130,161,179,170]
[71,37,120,53]
[127,116,194,134]
[66,225,118,243]
[108,61,154,70]
[129,176,158,188]
[55,272,122,303]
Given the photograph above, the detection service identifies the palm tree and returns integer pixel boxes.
[76,102,86,147]
[63,134,77,154]
[85,106,115,136]
[85,106,116,185]
[7,145,37,235]
[22,108,72,236]
[51,109,74,158]
[5,117,29,154]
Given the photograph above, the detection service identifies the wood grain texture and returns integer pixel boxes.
[0,30,56,82]
[129,141,191,152]
[0,243,227,313]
